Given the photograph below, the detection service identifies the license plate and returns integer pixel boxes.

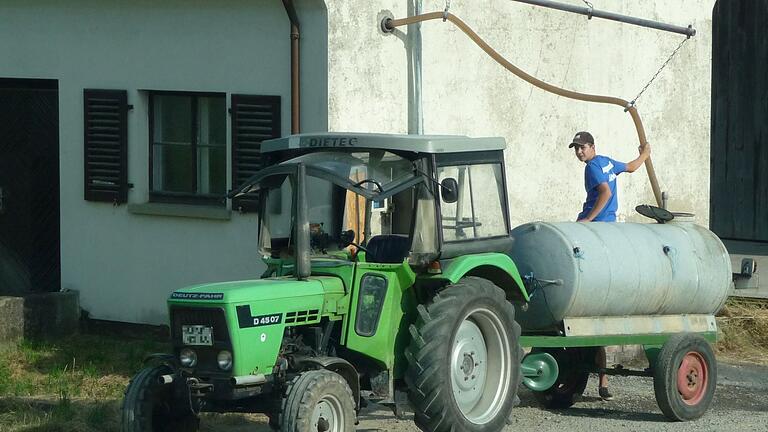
[182,325,213,346]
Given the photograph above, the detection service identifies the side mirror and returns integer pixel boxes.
[440,178,459,204]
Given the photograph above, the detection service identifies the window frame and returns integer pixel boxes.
[433,150,512,246]
[148,90,227,206]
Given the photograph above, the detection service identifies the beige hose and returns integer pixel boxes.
[386,12,663,207]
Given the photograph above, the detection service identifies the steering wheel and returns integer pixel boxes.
[636,204,674,224]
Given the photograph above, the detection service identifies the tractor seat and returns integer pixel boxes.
[365,235,411,264]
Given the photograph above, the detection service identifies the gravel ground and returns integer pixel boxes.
[351,361,768,432]
[202,361,768,432]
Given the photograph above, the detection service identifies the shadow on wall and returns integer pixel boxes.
[0,242,30,296]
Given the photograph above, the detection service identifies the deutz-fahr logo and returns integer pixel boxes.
[171,292,224,300]
[303,137,358,148]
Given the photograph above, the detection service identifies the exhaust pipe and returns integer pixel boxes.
[158,374,175,385]
[295,163,311,280]
[231,374,267,386]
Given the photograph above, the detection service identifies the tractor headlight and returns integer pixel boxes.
[180,348,198,367]
[217,350,233,371]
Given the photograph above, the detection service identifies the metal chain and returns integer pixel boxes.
[629,36,690,107]
[443,0,451,21]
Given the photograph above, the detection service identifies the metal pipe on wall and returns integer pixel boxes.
[407,0,424,135]
[282,0,301,134]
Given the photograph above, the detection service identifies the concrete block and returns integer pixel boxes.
[0,296,24,341]
[0,290,80,342]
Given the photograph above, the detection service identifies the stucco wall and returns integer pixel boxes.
[326,0,715,228]
[0,0,328,324]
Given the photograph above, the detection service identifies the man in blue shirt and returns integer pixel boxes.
[569,131,651,401]
[570,131,651,222]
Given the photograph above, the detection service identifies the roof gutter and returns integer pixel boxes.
[282,0,301,134]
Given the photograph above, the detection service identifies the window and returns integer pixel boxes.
[150,92,226,205]
[437,163,507,241]
[355,274,388,337]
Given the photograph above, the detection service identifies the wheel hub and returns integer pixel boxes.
[311,396,344,432]
[676,351,708,406]
[449,308,512,425]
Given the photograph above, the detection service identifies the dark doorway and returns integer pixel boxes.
[710,0,768,242]
[0,78,60,294]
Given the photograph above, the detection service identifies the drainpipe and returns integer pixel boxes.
[408,0,424,135]
[282,0,301,134]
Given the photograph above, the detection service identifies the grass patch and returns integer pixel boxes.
[0,334,168,400]
[0,333,262,431]
[716,297,768,364]
[0,332,168,431]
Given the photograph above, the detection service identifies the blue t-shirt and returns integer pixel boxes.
[578,155,626,222]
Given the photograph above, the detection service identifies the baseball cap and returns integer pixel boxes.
[569,131,594,148]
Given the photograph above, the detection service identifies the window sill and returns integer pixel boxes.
[128,202,231,221]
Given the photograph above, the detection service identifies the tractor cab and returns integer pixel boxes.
[231,133,514,274]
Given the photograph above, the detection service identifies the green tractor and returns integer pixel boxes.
[122,133,531,432]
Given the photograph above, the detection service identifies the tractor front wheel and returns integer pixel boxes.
[121,365,199,432]
[279,369,356,432]
[406,277,522,432]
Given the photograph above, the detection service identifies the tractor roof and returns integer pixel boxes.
[261,132,506,154]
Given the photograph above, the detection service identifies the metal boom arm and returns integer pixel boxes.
[510,0,695,37]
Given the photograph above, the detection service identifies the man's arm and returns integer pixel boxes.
[624,143,651,173]
[578,183,612,222]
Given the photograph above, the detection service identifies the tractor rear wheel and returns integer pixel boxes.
[121,365,199,432]
[653,333,716,421]
[406,277,522,432]
[279,369,356,432]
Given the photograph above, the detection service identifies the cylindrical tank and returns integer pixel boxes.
[509,221,732,331]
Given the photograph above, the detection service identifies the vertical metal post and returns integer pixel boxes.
[407,0,424,135]
[295,163,311,280]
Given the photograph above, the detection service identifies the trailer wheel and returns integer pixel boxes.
[653,333,716,421]
[531,347,592,409]
[406,277,522,432]
[279,369,356,432]
[121,365,199,432]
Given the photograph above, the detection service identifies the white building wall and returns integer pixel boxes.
[326,0,715,227]
[0,0,328,324]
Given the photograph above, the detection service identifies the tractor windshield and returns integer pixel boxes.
[251,151,437,261]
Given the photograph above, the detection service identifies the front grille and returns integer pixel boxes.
[285,309,320,324]
[170,306,231,344]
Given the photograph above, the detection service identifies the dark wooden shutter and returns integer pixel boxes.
[83,89,129,203]
[231,95,281,212]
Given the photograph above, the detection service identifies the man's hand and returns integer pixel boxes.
[626,143,652,173]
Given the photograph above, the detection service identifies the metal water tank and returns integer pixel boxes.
[509,222,732,331]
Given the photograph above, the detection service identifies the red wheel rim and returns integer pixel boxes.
[676,351,708,406]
